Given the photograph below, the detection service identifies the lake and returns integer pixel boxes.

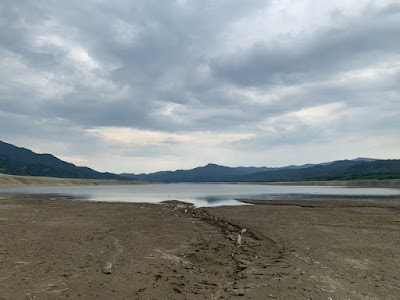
[1,183,400,207]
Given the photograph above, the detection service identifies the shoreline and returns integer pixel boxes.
[0,173,150,187]
[223,179,400,188]
[1,172,400,188]
[1,194,399,299]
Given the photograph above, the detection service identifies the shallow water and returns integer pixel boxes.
[1,183,400,207]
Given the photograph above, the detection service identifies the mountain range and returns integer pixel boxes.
[121,159,400,182]
[1,140,399,182]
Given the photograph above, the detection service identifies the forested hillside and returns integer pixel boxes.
[0,141,121,179]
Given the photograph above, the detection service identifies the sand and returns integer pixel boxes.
[2,172,400,189]
[1,191,400,300]
[0,173,147,187]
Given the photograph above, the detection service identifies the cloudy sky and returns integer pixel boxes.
[1,0,399,173]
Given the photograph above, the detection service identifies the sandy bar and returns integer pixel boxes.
[2,172,400,188]
[1,192,400,299]
[0,173,149,187]
[224,179,400,188]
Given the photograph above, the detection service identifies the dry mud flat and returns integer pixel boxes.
[0,173,146,187]
[0,195,400,299]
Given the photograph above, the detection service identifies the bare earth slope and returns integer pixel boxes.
[2,172,400,188]
[0,173,146,187]
[1,194,399,299]
[260,179,400,188]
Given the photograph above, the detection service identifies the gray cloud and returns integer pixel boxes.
[211,6,400,87]
[0,0,399,172]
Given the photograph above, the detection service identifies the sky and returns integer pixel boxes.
[1,0,399,173]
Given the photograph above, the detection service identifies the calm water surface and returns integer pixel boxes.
[1,183,400,207]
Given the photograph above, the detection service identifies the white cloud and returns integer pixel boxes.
[289,102,345,125]
[87,126,254,147]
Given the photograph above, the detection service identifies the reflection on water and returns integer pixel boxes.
[0,183,399,207]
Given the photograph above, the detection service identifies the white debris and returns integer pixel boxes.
[237,234,242,246]
[102,261,112,274]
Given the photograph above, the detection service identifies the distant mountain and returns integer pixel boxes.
[2,140,390,182]
[121,163,253,182]
[227,159,400,182]
[0,140,122,180]
[120,158,387,183]
[352,157,377,162]
[119,164,318,180]
[120,164,272,180]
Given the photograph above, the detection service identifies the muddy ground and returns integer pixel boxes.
[0,194,399,299]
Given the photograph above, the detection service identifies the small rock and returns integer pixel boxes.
[102,261,112,274]
[241,229,247,234]
[237,234,242,246]
[174,204,186,210]
[238,258,251,265]
[231,288,245,296]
